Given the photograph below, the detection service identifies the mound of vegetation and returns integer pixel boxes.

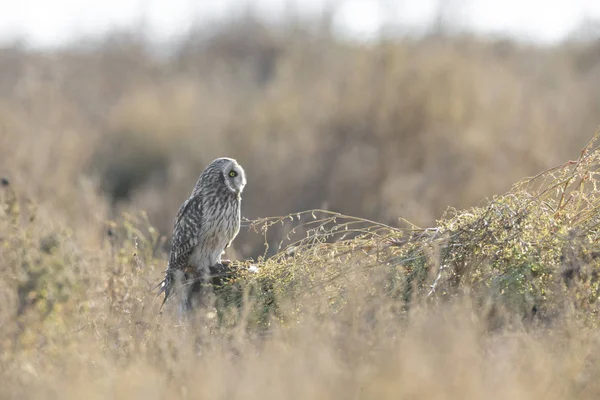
[216,131,600,329]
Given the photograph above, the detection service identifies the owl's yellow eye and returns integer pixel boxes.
[229,171,237,177]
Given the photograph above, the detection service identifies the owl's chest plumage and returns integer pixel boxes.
[189,193,240,270]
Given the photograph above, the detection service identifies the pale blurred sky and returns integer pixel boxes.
[1,0,599,47]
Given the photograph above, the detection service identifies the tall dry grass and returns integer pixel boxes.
[2,15,600,399]
[2,19,600,248]
[3,158,600,398]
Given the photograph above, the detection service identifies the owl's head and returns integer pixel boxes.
[211,157,247,194]
[195,157,247,197]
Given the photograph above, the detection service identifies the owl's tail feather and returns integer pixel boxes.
[155,273,172,310]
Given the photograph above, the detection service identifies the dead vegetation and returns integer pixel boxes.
[2,130,600,398]
[2,15,600,399]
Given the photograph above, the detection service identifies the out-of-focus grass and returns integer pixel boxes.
[2,19,600,259]
[2,16,600,399]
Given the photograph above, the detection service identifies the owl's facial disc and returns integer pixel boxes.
[223,162,246,194]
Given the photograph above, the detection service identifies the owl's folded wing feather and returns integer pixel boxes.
[158,195,203,306]
[168,195,203,271]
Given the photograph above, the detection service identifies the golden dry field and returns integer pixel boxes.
[2,18,600,399]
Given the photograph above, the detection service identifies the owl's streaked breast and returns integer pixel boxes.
[189,193,240,271]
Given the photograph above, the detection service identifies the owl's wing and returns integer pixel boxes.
[173,196,193,228]
[167,195,203,272]
[158,195,203,307]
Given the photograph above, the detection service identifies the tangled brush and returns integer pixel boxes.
[219,129,600,328]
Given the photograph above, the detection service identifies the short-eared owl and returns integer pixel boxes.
[159,157,246,312]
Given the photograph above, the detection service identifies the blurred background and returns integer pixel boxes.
[1,0,600,259]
